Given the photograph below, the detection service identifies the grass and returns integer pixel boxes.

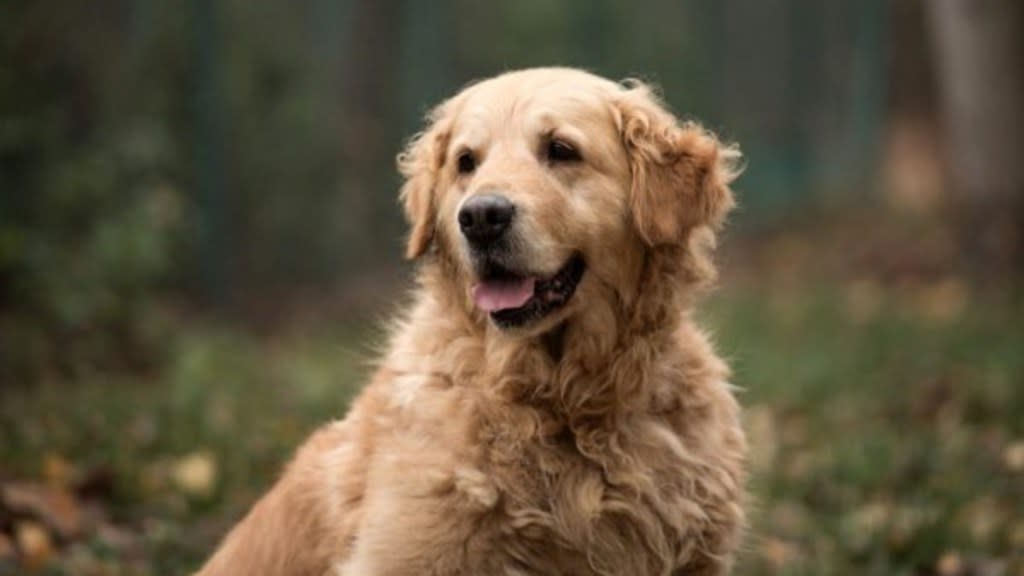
[0,322,373,574]
[1,282,1021,575]
[706,285,1023,575]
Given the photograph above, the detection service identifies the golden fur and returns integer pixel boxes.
[197,68,746,576]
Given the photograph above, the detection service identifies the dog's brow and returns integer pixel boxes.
[450,122,490,155]
[527,112,588,145]
[550,125,587,147]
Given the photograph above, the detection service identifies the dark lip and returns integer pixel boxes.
[486,254,586,329]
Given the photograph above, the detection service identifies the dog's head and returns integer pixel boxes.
[399,68,739,335]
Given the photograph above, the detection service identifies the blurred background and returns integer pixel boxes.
[1,0,1021,574]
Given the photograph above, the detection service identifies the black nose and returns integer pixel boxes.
[458,194,515,246]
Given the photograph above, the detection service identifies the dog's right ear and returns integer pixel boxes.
[397,102,454,259]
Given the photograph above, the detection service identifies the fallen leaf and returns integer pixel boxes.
[42,453,77,489]
[14,520,53,570]
[1001,440,1024,472]
[843,501,890,552]
[937,552,1008,576]
[961,497,1004,546]
[936,551,963,576]
[171,451,218,498]
[2,482,83,539]
[759,537,801,570]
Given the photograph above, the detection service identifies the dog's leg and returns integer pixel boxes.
[195,420,367,576]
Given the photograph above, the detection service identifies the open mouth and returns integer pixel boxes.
[470,254,586,328]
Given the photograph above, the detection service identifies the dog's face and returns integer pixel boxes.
[399,68,738,335]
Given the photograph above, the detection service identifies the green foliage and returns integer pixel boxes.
[0,137,185,380]
[705,287,1024,575]
[0,1,188,381]
[0,322,368,573]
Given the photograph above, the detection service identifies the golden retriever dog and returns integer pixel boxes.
[197,67,746,576]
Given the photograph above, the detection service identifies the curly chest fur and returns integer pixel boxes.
[340,386,744,576]
[477,409,742,575]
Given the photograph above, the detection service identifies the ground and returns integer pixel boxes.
[1,222,1022,575]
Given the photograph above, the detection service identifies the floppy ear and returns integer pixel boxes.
[614,83,740,246]
[397,103,454,259]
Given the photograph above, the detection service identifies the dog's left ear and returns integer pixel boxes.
[613,83,740,246]
[397,102,455,259]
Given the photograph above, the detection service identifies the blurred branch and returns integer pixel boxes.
[337,0,406,266]
[190,0,229,306]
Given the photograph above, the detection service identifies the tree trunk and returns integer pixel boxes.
[926,0,1024,282]
[337,0,406,270]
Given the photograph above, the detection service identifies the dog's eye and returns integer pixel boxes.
[457,151,477,174]
[547,140,581,163]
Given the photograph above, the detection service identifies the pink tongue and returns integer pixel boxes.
[471,277,536,312]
